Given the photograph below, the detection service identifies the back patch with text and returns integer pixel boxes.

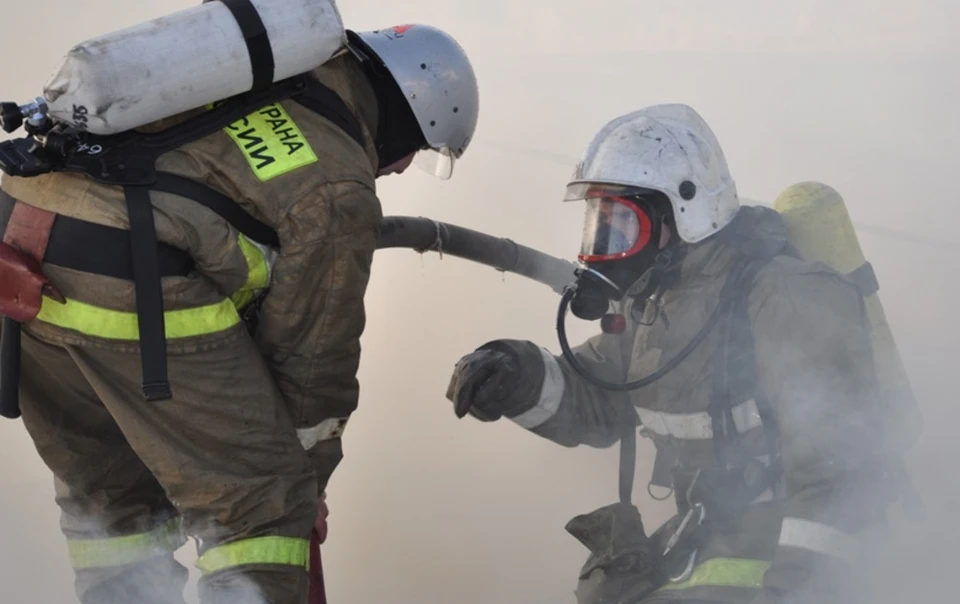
[225,103,318,182]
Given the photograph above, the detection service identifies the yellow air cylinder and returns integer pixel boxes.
[773,182,922,454]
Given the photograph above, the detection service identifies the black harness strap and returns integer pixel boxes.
[706,257,783,511]
[293,77,366,150]
[216,0,275,93]
[153,172,279,247]
[707,258,768,466]
[59,78,309,186]
[124,185,172,401]
[0,191,193,278]
[46,213,194,279]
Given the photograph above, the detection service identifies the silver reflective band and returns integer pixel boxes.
[297,417,349,450]
[511,348,565,429]
[778,517,859,561]
[636,399,763,440]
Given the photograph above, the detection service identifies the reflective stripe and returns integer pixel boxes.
[196,536,310,575]
[238,234,274,291]
[67,518,185,570]
[231,234,278,309]
[511,348,565,429]
[779,517,859,561]
[35,296,240,340]
[636,398,762,440]
[225,103,319,182]
[297,417,349,450]
[658,557,769,592]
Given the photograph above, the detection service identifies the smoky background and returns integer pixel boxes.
[1,0,958,602]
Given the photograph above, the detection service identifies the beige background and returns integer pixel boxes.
[1,1,958,602]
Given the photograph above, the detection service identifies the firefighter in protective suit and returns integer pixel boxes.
[0,24,478,604]
[446,104,895,604]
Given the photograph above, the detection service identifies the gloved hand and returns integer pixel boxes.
[445,340,544,421]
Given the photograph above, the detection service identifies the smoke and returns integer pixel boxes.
[2,0,959,603]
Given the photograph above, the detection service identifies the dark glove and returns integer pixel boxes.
[445,340,545,421]
[566,503,662,604]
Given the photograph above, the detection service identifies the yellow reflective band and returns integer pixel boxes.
[657,558,770,592]
[67,518,185,570]
[35,296,241,340]
[225,103,318,182]
[231,234,271,309]
[238,235,270,291]
[196,536,310,575]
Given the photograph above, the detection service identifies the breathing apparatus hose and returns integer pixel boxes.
[556,285,724,393]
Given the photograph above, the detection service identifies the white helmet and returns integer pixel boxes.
[352,24,479,180]
[564,104,739,244]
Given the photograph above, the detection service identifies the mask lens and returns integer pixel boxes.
[580,197,649,260]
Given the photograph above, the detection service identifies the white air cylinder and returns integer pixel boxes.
[41,0,347,135]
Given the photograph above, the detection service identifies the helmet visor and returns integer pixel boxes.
[414,146,456,180]
[565,182,642,202]
[579,196,653,262]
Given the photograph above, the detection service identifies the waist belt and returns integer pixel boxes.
[0,192,198,416]
[0,191,194,280]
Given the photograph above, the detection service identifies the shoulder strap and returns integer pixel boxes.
[293,77,366,150]
[61,75,366,188]
[708,258,774,456]
[124,185,172,401]
[153,172,280,247]
[707,256,782,502]
[60,77,310,186]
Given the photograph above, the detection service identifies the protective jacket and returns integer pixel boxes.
[0,52,382,604]
[493,207,893,603]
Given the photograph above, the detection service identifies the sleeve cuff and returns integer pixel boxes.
[510,348,565,430]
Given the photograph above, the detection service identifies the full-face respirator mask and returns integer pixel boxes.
[556,186,687,392]
[567,187,677,320]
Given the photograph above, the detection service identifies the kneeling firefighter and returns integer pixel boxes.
[0,5,479,603]
[446,104,917,603]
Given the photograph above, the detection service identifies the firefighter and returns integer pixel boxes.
[0,24,478,604]
[446,104,898,604]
